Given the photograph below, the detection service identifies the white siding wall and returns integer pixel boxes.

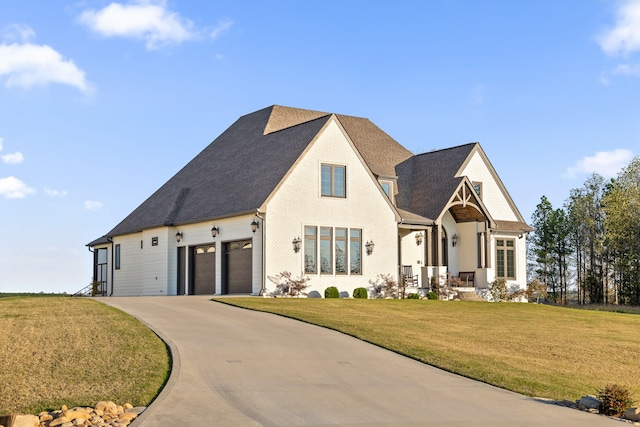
[140,228,169,295]
[459,151,517,221]
[265,119,398,297]
[112,234,143,296]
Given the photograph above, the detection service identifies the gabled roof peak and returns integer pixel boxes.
[418,142,479,157]
[263,105,330,135]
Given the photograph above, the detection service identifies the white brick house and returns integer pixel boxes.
[87,106,532,297]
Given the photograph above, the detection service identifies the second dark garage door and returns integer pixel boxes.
[224,240,252,294]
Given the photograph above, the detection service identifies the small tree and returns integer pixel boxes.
[526,279,548,303]
[268,271,311,297]
[597,384,635,417]
[369,274,398,299]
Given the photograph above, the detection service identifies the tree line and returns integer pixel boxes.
[529,157,640,306]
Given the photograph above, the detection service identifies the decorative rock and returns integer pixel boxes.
[49,416,71,427]
[577,395,601,413]
[624,407,640,422]
[0,414,39,427]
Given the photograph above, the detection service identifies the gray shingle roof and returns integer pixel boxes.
[106,106,331,237]
[396,143,477,221]
[92,106,529,242]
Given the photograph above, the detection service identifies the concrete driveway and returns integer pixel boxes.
[100,296,619,426]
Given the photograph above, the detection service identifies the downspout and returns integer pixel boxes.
[107,237,114,296]
[256,210,266,296]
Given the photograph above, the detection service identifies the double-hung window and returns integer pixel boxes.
[321,164,346,198]
[496,239,516,279]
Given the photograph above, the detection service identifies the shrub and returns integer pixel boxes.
[353,287,368,299]
[427,291,438,300]
[268,271,311,297]
[488,278,509,302]
[324,286,340,298]
[407,293,420,299]
[369,274,398,299]
[597,384,635,416]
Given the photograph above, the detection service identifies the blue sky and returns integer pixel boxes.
[1,0,638,293]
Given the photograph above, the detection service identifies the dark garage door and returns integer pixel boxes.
[191,245,216,295]
[224,240,252,294]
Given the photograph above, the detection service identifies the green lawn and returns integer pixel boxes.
[0,296,170,415]
[214,298,640,402]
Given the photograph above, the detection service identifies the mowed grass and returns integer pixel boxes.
[0,296,170,415]
[214,298,640,402]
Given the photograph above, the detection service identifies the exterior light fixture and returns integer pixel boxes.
[415,232,423,246]
[292,237,301,253]
[251,219,259,233]
[365,240,375,255]
[452,234,459,247]
[175,231,183,243]
[211,225,219,239]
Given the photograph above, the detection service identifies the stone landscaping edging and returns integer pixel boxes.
[0,401,145,427]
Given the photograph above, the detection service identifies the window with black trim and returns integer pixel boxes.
[115,244,121,270]
[151,237,159,246]
[321,164,346,198]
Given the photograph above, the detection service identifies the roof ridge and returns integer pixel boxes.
[414,142,478,157]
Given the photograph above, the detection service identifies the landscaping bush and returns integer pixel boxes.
[324,286,340,298]
[488,278,509,302]
[268,271,311,297]
[427,291,438,300]
[597,384,635,416]
[407,293,420,299]
[353,287,368,299]
[369,274,398,299]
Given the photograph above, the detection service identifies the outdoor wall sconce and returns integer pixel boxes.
[251,219,259,233]
[365,240,375,255]
[292,237,301,253]
[211,225,219,239]
[415,232,423,246]
[175,231,183,243]
[452,234,459,247]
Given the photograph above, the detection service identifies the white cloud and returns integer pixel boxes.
[1,24,36,42]
[1,151,24,164]
[565,148,634,179]
[0,137,3,151]
[0,176,36,198]
[78,0,198,50]
[0,40,91,92]
[598,0,640,56]
[84,200,103,211]
[613,63,640,77]
[45,188,68,197]
[209,19,234,40]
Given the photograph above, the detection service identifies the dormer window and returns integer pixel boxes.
[321,164,346,198]
[379,179,394,203]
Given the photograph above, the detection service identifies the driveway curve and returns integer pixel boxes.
[100,296,619,427]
